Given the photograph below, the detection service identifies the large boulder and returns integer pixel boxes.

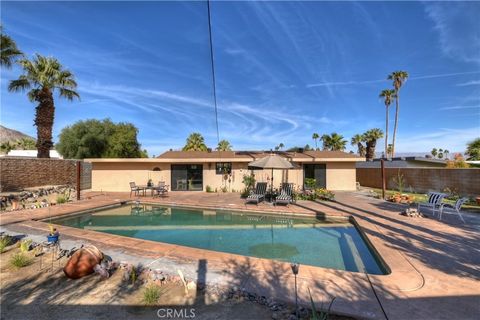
[63,245,103,279]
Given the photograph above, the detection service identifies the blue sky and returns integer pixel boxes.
[1,1,479,156]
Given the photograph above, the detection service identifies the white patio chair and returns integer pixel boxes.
[417,192,447,216]
[439,197,468,223]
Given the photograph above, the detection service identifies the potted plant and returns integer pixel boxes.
[47,225,60,243]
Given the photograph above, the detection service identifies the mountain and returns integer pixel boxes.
[0,125,35,144]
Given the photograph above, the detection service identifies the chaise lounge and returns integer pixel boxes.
[275,182,294,206]
[246,182,268,205]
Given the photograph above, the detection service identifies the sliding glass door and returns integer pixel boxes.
[303,164,326,189]
[171,165,203,191]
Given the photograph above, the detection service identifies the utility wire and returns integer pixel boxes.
[206,0,220,146]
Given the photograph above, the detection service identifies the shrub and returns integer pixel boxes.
[240,188,251,198]
[316,188,335,201]
[0,236,11,253]
[19,239,32,252]
[142,284,163,305]
[242,174,255,193]
[56,195,67,204]
[206,185,213,193]
[392,170,406,194]
[304,178,317,189]
[309,288,336,320]
[10,252,33,268]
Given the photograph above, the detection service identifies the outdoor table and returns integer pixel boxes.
[137,185,155,197]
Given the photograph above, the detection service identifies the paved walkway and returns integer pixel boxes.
[1,191,479,319]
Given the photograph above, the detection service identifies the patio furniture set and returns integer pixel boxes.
[417,192,468,223]
[246,182,295,206]
[129,181,169,198]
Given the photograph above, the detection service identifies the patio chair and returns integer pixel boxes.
[246,182,268,205]
[275,183,294,206]
[439,197,468,223]
[417,192,446,216]
[154,181,169,197]
[129,182,146,197]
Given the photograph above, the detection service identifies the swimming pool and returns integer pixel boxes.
[51,204,387,274]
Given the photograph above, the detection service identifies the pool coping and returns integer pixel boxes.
[0,197,428,320]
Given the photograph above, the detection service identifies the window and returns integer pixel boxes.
[216,162,232,175]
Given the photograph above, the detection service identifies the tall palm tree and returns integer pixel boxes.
[216,139,232,151]
[183,132,208,151]
[312,133,319,150]
[379,89,396,158]
[321,132,347,151]
[278,143,284,150]
[350,134,366,157]
[363,128,384,160]
[0,26,23,68]
[8,54,79,158]
[387,70,408,157]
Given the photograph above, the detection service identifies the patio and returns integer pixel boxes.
[1,191,479,319]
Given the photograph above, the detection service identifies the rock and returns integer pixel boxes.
[288,315,297,320]
[271,312,280,320]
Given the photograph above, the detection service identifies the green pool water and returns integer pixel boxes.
[51,204,387,274]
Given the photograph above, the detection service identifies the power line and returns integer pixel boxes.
[206,0,220,146]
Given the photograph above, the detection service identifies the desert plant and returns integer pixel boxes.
[309,288,336,320]
[242,173,255,193]
[56,195,67,204]
[10,252,33,268]
[206,185,213,193]
[0,236,11,253]
[304,178,317,190]
[19,239,32,252]
[142,284,163,305]
[392,170,406,194]
[130,266,138,284]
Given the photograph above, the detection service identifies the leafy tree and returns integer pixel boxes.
[216,139,232,151]
[465,138,480,161]
[182,133,207,151]
[56,119,147,159]
[16,137,36,150]
[321,133,347,151]
[0,26,23,68]
[379,89,396,158]
[387,70,408,157]
[446,153,469,168]
[8,54,79,158]
[363,128,384,160]
[304,144,313,151]
[438,148,444,159]
[312,133,319,150]
[431,148,438,158]
[0,141,15,154]
[351,134,366,157]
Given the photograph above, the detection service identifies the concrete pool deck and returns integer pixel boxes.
[1,191,479,319]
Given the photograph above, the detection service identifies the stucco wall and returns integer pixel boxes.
[90,161,358,192]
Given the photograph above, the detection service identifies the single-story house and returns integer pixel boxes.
[86,150,364,192]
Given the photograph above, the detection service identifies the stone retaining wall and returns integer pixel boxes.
[0,157,78,192]
[356,167,480,196]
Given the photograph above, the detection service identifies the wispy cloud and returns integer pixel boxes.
[456,80,480,87]
[424,2,480,64]
[439,105,480,111]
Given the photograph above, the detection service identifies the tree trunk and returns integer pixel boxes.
[366,140,377,160]
[34,88,55,158]
[392,94,400,157]
[357,143,366,157]
[385,105,389,159]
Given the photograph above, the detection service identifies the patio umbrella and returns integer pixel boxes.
[248,154,294,196]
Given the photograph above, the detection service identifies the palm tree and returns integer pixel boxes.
[278,143,284,150]
[350,134,366,157]
[8,54,79,158]
[379,89,395,158]
[183,132,208,151]
[0,26,23,68]
[431,148,438,158]
[465,138,480,160]
[363,128,384,160]
[387,144,393,158]
[444,149,449,159]
[312,133,319,150]
[321,133,347,151]
[387,71,408,157]
[216,139,232,151]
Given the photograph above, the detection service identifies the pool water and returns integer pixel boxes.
[51,204,387,274]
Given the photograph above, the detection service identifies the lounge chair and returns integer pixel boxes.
[417,192,446,216]
[246,182,268,204]
[439,197,468,223]
[129,182,146,197]
[154,181,169,197]
[275,183,294,206]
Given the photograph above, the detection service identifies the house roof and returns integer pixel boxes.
[85,150,364,163]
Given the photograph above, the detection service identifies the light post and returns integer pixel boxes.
[291,262,299,319]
